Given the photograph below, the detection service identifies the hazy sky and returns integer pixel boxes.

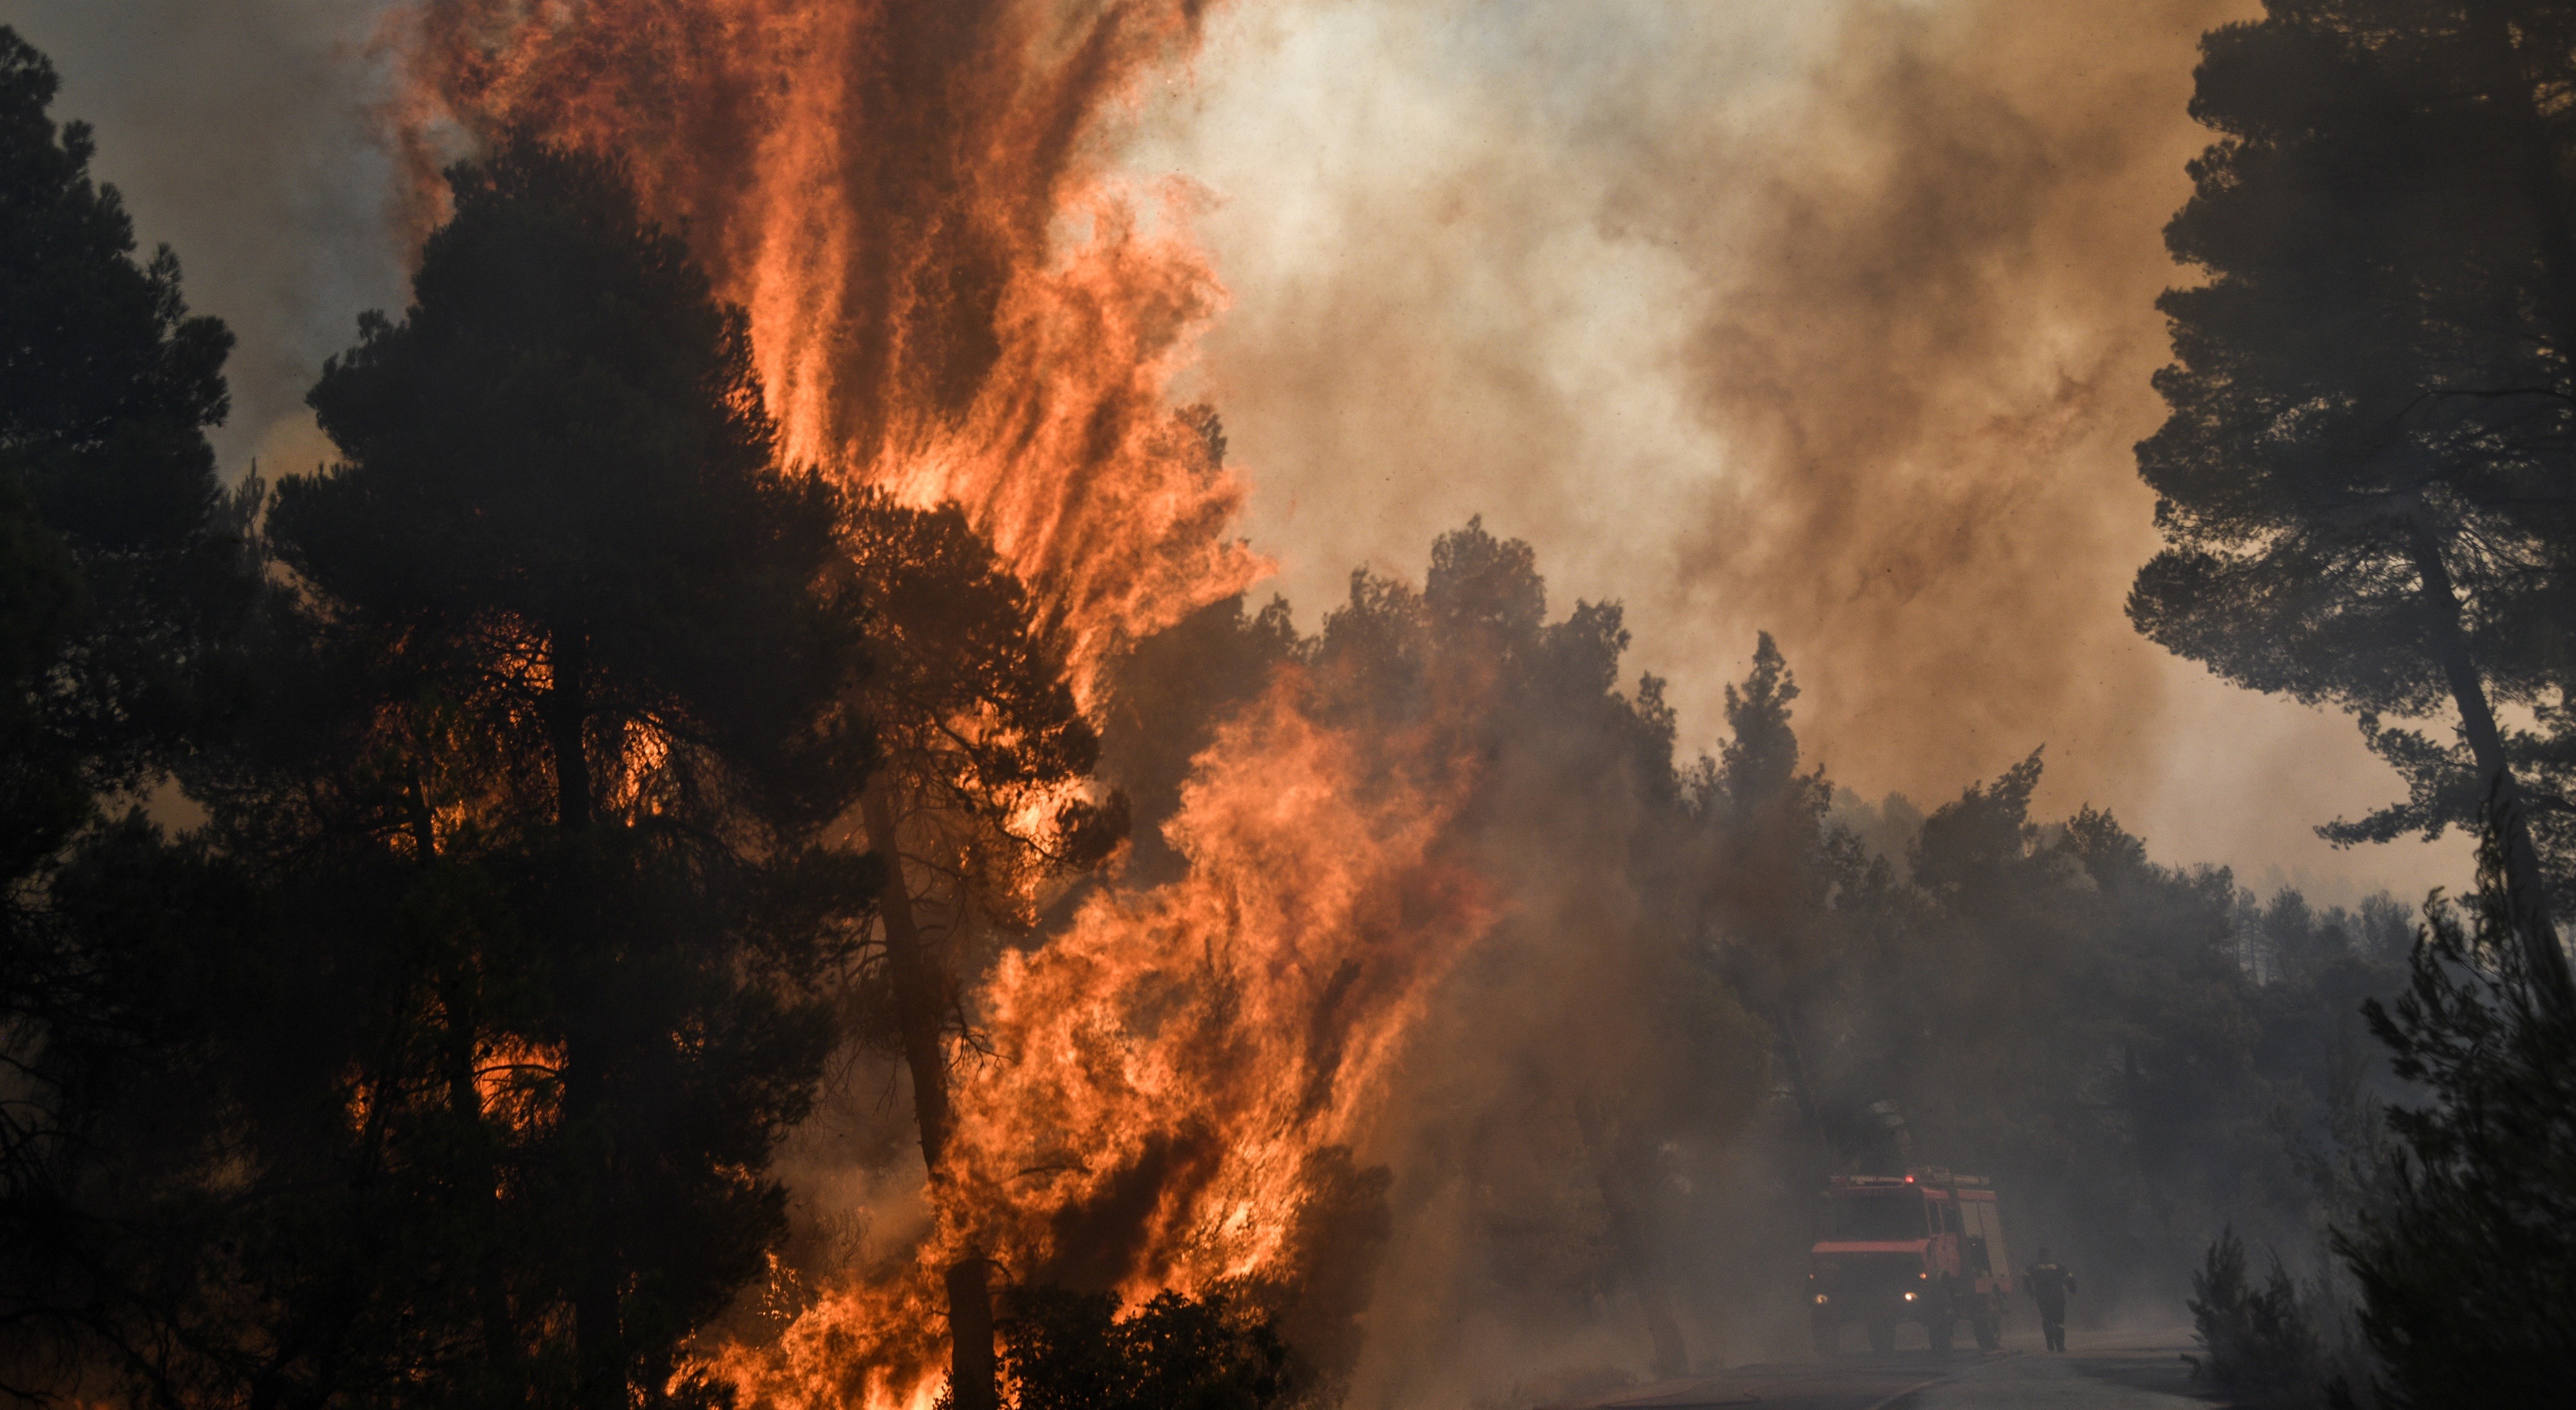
[4,0,2462,903]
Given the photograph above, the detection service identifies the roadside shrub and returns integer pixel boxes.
[2333,870,2576,1409]
[999,1284,1306,1410]
[2187,1228,2324,1410]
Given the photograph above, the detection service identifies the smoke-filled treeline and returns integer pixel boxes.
[1081,520,2423,1401]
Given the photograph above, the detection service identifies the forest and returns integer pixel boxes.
[6,3,2576,1409]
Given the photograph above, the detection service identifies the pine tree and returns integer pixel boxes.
[2338,839,2576,1407]
[265,136,871,1409]
[2130,0,2576,1005]
[0,23,254,1386]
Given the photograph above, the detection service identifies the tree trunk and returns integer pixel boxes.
[544,633,592,832]
[859,776,997,1410]
[565,1057,622,1410]
[2405,523,2575,1010]
[945,1259,999,1410]
[414,774,526,1396]
[541,630,622,1410]
[438,972,524,1398]
[1573,1096,1690,1379]
[861,776,954,1169]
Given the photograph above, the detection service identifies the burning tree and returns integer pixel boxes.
[834,489,1126,1410]
[393,0,1264,684]
[254,138,873,1409]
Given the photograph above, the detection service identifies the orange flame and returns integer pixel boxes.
[389,0,1263,693]
[723,677,1492,1408]
[388,4,1502,1405]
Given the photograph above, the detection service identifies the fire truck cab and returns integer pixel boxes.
[1806,1169,2012,1355]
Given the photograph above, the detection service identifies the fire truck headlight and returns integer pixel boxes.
[1919,1272,1929,1279]
[1903,1292,1917,1302]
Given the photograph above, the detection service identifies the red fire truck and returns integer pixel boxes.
[1806,1169,2012,1355]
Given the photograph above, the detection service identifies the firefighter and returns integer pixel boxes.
[2023,1248,2076,1353]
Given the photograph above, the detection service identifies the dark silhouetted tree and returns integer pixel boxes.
[0,23,258,1392]
[0,25,243,789]
[1303,518,1750,1379]
[2130,0,2576,1005]
[996,1285,1301,1410]
[2186,1228,2326,1409]
[2336,840,2576,1408]
[258,136,870,1410]
[1680,635,1842,1157]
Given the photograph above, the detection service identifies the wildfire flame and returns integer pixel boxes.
[388,3,1500,1405]
[723,679,1492,1408]
[391,0,1264,693]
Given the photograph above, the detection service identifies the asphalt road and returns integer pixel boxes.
[1540,1328,2215,1410]
[1915,1330,2214,1410]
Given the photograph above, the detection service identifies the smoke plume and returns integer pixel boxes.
[1140,0,2454,899]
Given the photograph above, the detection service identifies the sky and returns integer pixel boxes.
[3,0,2464,905]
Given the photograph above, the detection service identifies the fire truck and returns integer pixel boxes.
[1806,1169,2012,1355]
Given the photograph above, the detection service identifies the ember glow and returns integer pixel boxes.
[392,3,1489,1404]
